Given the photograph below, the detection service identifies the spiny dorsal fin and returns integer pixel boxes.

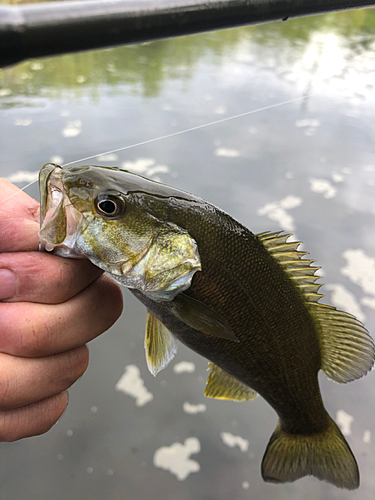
[258,231,375,382]
[144,311,177,376]
[257,231,323,303]
[205,363,257,401]
[308,302,375,382]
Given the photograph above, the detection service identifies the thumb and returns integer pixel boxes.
[0,178,40,252]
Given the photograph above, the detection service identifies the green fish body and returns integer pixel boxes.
[39,163,374,490]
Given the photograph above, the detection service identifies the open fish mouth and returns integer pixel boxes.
[39,163,85,258]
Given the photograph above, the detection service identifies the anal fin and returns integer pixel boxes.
[205,363,257,401]
[145,311,177,376]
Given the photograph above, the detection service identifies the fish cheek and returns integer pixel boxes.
[77,209,159,272]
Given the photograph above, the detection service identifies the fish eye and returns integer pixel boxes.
[95,193,126,218]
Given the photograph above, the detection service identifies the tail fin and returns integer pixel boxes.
[261,416,359,490]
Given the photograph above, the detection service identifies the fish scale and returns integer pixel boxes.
[132,199,325,430]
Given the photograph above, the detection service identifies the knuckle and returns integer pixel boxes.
[97,276,124,321]
[0,370,12,409]
[55,260,74,299]
[0,392,68,442]
[0,411,21,442]
[18,315,56,357]
[57,346,89,388]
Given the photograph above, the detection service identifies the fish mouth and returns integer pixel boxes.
[39,163,86,258]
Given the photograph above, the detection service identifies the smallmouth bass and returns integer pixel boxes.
[39,163,374,490]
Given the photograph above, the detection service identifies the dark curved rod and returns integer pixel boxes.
[1,0,374,68]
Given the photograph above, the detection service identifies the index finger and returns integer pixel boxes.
[0,178,40,252]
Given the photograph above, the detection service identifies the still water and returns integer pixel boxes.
[1,6,375,500]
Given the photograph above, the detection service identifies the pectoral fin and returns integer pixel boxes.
[170,293,238,342]
[205,363,257,401]
[144,311,177,376]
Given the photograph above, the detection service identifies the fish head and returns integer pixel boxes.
[39,163,201,301]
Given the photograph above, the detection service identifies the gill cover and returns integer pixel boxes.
[109,220,202,301]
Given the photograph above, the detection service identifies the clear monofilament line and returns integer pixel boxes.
[0,178,39,206]
[0,94,310,206]
[62,95,309,167]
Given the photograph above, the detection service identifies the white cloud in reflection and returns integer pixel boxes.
[115,365,153,407]
[121,158,170,178]
[173,361,196,374]
[183,402,207,414]
[62,120,82,138]
[96,153,119,162]
[50,155,64,165]
[15,119,32,127]
[336,409,354,437]
[257,195,302,231]
[214,148,240,158]
[340,249,375,311]
[309,178,337,199]
[361,296,375,310]
[221,432,249,453]
[325,283,365,323]
[363,430,371,444]
[153,437,201,480]
[214,106,227,115]
[295,118,321,128]
[331,172,344,183]
[295,118,321,136]
[4,170,39,183]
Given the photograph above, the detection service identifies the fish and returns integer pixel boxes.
[39,162,374,490]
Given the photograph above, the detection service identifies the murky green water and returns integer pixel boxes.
[1,6,375,500]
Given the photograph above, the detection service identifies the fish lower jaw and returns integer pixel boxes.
[43,241,56,253]
[39,238,86,259]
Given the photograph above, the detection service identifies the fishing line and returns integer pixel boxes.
[62,95,310,167]
[1,94,310,206]
[0,178,39,206]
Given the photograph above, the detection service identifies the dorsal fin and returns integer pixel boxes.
[257,231,323,303]
[308,302,374,382]
[258,231,375,382]
[144,311,177,376]
[205,363,257,401]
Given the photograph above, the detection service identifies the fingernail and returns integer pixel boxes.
[0,269,17,300]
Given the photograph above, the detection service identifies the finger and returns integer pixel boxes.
[0,252,103,303]
[0,346,89,410]
[0,178,40,252]
[0,392,68,442]
[0,274,123,357]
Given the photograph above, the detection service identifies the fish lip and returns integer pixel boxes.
[39,163,63,230]
[38,163,86,258]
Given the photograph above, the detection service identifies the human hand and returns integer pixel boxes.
[0,178,123,441]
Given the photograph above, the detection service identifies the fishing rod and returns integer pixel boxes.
[1,0,374,68]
